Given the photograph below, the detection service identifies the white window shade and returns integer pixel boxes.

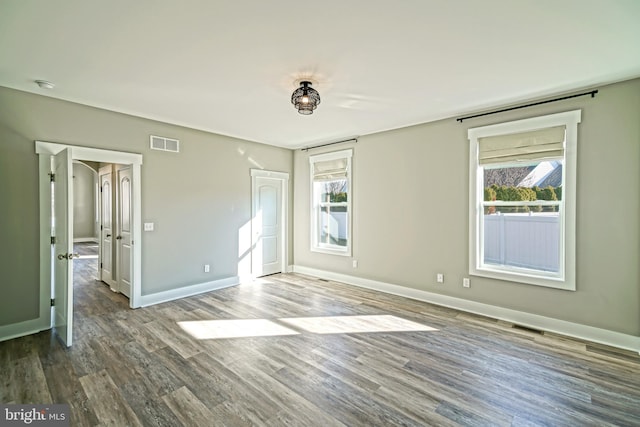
[479,125,565,165]
[313,158,348,181]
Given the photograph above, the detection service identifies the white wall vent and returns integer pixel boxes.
[150,135,180,153]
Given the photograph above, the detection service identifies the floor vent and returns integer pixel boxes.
[512,324,544,335]
[150,135,180,153]
[318,278,329,282]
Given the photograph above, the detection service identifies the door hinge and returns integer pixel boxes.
[101,225,103,231]
[100,262,103,269]
[50,298,55,307]
[50,236,56,244]
[49,173,55,182]
[100,186,103,193]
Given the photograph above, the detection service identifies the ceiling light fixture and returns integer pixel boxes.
[291,81,320,115]
[35,80,55,89]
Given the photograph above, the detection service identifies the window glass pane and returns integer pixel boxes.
[483,207,561,273]
[317,205,348,247]
[484,160,563,202]
[314,178,349,250]
[317,179,348,203]
[482,160,563,274]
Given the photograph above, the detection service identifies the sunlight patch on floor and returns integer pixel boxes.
[279,315,438,334]
[179,315,438,340]
[177,319,299,340]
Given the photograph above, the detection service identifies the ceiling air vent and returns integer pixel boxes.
[150,135,180,153]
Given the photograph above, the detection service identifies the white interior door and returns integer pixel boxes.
[99,165,115,288]
[116,166,132,297]
[253,175,283,277]
[53,148,74,347]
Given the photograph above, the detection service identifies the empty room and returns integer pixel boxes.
[1,1,639,426]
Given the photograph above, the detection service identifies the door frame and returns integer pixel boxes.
[36,141,143,312]
[250,169,289,278]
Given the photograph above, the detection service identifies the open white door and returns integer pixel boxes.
[53,148,74,347]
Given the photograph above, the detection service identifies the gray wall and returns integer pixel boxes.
[0,86,293,326]
[294,78,640,336]
[73,162,97,240]
[0,115,40,324]
[2,78,638,336]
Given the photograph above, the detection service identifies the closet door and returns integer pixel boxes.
[99,165,115,287]
[116,165,132,297]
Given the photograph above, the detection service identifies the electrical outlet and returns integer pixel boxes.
[352,260,358,268]
[436,273,444,283]
[463,278,470,288]
[204,264,210,273]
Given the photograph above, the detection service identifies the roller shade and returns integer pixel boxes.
[479,125,566,165]
[313,158,348,181]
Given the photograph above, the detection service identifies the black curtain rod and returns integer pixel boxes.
[301,138,358,151]
[456,90,598,123]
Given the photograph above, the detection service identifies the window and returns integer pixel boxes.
[468,110,581,290]
[310,149,352,255]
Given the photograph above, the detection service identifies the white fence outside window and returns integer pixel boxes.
[320,211,348,244]
[484,213,560,272]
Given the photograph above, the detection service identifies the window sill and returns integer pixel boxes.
[311,246,351,257]
[471,266,575,291]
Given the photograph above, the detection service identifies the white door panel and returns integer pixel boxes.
[99,166,114,287]
[253,176,283,277]
[262,236,278,264]
[117,166,132,297]
[53,148,74,347]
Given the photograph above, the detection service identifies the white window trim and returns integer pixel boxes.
[309,149,353,256]
[468,110,581,291]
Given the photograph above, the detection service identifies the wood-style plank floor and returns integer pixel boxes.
[1,243,639,426]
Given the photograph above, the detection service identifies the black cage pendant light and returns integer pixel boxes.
[291,81,321,115]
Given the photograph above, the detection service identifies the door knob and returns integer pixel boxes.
[116,236,122,240]
[106,234,112,237]
[57,253,68,260]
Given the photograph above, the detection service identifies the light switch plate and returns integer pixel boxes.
[144,222,154,231]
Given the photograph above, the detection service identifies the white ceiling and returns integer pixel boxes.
[1,1,639,149]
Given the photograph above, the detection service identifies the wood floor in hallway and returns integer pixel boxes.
[1,243,639,426]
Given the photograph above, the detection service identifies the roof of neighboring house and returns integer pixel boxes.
[518,161,563,188]
[536,164,563,188]
[483,161,563,189]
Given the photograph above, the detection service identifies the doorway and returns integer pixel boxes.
[36,141,143,347]
[98,163,133,297]
[251,169,289,277]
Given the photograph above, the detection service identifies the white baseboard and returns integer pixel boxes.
[73,237,98,243]
[139,276,240,307]
[0,316,50,343]
[292,265,639,353]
